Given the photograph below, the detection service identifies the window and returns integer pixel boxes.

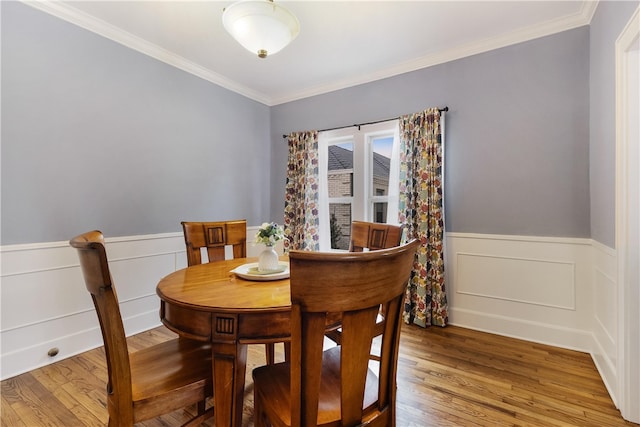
[319,120,399,250]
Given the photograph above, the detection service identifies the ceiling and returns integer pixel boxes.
[27,1,596,106]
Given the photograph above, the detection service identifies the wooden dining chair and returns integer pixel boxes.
[349,220,404,252]
[252,239,419,427]
[181,219,279,364]
[325,220,405,347]
[70,230,214,427]
[181,219,247,266]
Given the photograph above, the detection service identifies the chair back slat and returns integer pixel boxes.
[340,305,379,425]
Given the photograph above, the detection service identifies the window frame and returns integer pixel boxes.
[319,120,399,250]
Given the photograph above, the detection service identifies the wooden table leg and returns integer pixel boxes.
[212,342,248,427]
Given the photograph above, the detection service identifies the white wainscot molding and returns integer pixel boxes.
[0,227,281,380]
[446,233,594,352]
[2,229,620,409]
[590,240,620,409]
[445,232,621,408]
[0,232,186,380]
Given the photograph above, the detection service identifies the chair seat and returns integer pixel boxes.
[252,346,379,427]
[129,338,212,422]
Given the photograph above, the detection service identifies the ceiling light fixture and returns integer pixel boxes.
[222,0,300,59]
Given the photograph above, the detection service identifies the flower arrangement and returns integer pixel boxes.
[255,222,284,246]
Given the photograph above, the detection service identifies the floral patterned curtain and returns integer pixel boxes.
[398,108,448,327]
[283,131,320,252]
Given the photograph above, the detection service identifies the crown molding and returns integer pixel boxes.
[22,0,272,105]
[269,1,600,105]
[22,0,599,107]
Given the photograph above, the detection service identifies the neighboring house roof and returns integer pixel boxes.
[328,145,390,178]
[328,145,353,171]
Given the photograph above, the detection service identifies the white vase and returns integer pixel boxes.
[258,245,279,272]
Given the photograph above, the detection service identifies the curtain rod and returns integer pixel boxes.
[282,106,448,138]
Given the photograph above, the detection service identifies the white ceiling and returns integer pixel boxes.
[27,1,597,106]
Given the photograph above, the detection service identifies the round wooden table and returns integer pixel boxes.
[156,257,291,427]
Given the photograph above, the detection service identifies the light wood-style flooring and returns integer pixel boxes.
[2,324,635,426]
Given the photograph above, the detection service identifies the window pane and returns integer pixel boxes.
[328,142,353,197]
[371,137,392,197]
[329,203,351,250]
[373,202,387,223]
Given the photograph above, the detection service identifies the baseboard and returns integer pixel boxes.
[448,307,592,352]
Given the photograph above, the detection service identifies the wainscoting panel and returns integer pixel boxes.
[446,233,593,351]
[446,232,623,410]
[1,265,91,330]
[456,252,576,309]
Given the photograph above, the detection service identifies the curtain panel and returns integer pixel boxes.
[283,131,320,252]
[398,108,448,327]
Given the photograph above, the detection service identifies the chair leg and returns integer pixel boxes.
[284,341,291,362]
[254,387,266,427]
[265,343,275,364]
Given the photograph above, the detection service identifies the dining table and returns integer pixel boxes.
[156,256,293,427]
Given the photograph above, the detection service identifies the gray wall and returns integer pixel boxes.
[1,2,271,245]
[271,27,591,238]
[589,1,639,249]
[4,1,635,246]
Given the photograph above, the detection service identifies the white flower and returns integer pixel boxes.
[255,222,284,246]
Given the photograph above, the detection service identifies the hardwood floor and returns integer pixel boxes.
[2,324,635,427]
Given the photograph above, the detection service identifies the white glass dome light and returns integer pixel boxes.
[222,0,300,58]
